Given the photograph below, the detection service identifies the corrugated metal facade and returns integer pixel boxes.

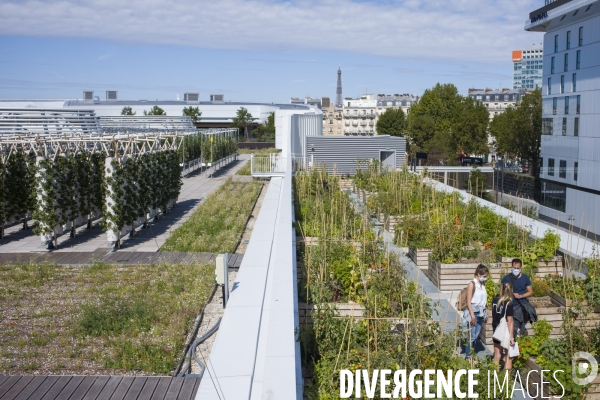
[305,135,406,175]
[291,113,322,158]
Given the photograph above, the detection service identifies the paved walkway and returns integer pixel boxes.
[0,155,250,254]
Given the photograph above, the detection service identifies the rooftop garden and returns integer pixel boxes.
[0,261,214,375]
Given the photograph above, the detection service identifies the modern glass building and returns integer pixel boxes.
[512,44,544,89]
[526,0,600,239]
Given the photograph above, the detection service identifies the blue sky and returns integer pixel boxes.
[0,0,544,103]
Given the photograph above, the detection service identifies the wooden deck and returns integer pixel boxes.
[0,375,200,400]
[0,251,244,268]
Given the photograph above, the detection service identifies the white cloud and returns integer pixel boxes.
[0,0,542,63]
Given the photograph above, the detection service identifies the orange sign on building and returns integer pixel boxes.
[512,50,523,62]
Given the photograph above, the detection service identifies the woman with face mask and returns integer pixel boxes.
[492,282,515,370]
[463,264,489,358]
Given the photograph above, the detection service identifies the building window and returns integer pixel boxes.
[548,158,555,176]
[362,110,366,115]
[329,119,333,125]
[354,110,357,116]
[574,162,578,181]
[553,97,557,115]
[560,75,565,93]
[564,53,568,71]
[562,118,567,135]
[572,73,576,91]
[554,35,558,52]
[574,117,579,136]
[565,96,569,114]
[567,31,571,49]
[542,118,553,135]
[559,160,567,178]
[577,95,580,114]
[548,77,552,95]
[541,181,566,212]
[579,27,583,46]
[551,56,555,74]
[576,50,581,69]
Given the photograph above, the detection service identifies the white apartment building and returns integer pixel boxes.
[468,88,529,119]
[342,93,419,136]
[526,0,600,239]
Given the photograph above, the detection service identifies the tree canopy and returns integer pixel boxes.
[252,112,275,142]
[144,106,166,116]
[121,106,136,116]
[489,88,542,176]
[232,107,256,140]
[406,83,489,163]
[182,106,201,123]
[375,108,406,138]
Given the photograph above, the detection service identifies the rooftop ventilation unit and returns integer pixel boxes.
[210,94,224,103]
[184,92,200,103]
[83,90,94,103]
[106,90,118,101]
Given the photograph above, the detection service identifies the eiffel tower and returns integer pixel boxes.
[336,66,343,108]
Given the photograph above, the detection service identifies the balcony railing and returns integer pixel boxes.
[251,154,313,176]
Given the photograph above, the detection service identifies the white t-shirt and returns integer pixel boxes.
[471,278,487,308]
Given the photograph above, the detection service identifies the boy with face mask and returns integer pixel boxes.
[501,258,533,337]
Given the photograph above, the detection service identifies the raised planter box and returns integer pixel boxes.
[299,302,365,324]
[497,256,563,277]
[408,248,432,271]
[548,290,600,312]
[296,236,319,246]
[429,261,503,292]
[478,296,600,350]
[384,215,402,235]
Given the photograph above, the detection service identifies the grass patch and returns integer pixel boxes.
[161,178,262,253]
[237,147,278,155]
[0,261,214,375]
[236,160,251,175]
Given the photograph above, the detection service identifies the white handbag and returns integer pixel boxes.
[509,342,520,357]
[492,302,511,349]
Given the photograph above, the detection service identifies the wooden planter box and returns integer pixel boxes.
[408,248,432,271]
[338,180,353,191]
[296,236,319,246]
[298,302,365,324]
[497,256,563,277]
[384,215,402,235]
[478,296,600,350]
[548,290,600,312]
[429,261,503,292]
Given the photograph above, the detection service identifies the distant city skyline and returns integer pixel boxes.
[0,0,543,102]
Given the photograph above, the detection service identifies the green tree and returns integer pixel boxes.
[144,106,166,116]
[375,108,406,137]
[121,106,136,116]
[489,88,542,177]
[406,83,489,162]
[252,112,275,142]
[452,96,490,155]
[232,107,256,140]
[182,106,201,123]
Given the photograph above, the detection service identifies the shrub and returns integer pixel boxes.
[532,278,551,297]
[585,277,600,307]
[532,319,553,340]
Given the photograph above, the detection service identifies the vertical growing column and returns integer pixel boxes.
[103,155,119,248]
[33,156,58,249]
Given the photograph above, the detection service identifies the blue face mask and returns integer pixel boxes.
[512,268,521,276]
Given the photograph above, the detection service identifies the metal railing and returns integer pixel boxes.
[251,154,312,176]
